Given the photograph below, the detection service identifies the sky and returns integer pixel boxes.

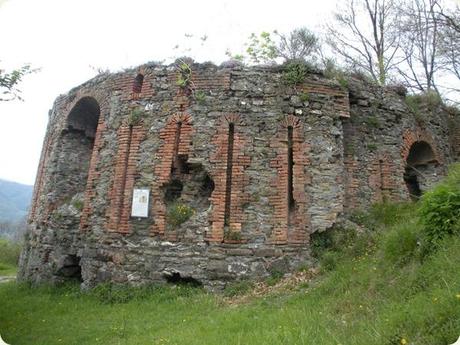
[0,0,459,185]
[0,0,337,185]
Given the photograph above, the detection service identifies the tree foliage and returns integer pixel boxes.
[231,27,319,65]
[0,63,34,101]
[274,27,319,62]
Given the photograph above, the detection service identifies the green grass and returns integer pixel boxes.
[1,168,460,345]
[0,238,20,276]
[0,263,17,276]
[1,218,459,344]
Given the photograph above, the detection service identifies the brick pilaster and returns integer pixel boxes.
[150,113,193,239]
[269,115,310,245]
[106,123,146,233]
[80,118,106,230]
[207,114,250,243]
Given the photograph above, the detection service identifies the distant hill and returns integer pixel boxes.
[0,179,33,223]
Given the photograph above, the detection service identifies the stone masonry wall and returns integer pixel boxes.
[18,62,459,290]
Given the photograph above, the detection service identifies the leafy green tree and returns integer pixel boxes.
[228,28,319,65]
[0,63,33,101]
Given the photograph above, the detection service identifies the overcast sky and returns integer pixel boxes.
[0,0,339,185]
[1,0,458,185]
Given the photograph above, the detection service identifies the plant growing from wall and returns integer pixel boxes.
[299,92,309,102]
[224,229,242,241]
[127,107,144,126]
[282,61,310,86]
[364,115,380,129]
[175,59,193,90]
[72,200,84,211]
[166,203,194,228]
[194,90,206,104]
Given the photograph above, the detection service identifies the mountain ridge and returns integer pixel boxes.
[0,179,33,223]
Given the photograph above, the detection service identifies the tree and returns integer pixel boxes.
[396,0,442,93]
[0,63,33,101]
[229,28,319,65]
[273,27,319,62]
[326,0,401,85]
[436,2,460,85]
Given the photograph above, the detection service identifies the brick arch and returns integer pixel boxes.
[269,115,310,245]
[401,128,445,200]
[129,66,155,100]
[401,128,443,164]
[150,112,194,238]
[29,91,109,228]
[207,114,251,243]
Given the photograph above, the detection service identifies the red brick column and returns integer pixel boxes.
[369,153,397,203]
[150,113,193,238]
[269,115,310,245]
[207,114,250,243]
[106,123,146,233]
[79,118,106,230]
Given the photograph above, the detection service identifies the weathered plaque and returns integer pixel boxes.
[131,188,150,218]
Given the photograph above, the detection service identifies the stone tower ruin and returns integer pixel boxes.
[18,61,460,290]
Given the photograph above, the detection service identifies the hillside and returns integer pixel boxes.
[0,179,33,223]
[0,165,459,345]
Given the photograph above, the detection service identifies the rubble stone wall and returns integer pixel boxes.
[18,62,459,290]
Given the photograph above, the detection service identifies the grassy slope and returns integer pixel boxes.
[0,217,459,345]
[1,168,460,345]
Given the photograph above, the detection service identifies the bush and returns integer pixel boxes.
[282,61,311,85]
[0,239,22,266]
[166,203,194,228]
[382,222,419,265]
[405,91,442,115]
[418,164,460,248]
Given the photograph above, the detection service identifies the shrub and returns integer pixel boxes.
[320,251,340,271]
[194,90,206,104]
[382,222,419,265]
[418,164,460,248]
[369,202,416,228]
[0,239,22,266]
[405,91,442,115]
[127,107,144,126]
[72,199,84,211]
[166,203,194,227]
[282,61,310,85]
[223,229,242,241]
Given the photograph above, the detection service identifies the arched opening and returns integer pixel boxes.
[55,255,82,282]
[404,141,438,200]
[53,97,101,204]
[132,74,144,93]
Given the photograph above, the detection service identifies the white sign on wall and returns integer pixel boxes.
[131,188,150,218]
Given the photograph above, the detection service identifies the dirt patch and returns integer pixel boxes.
[223,268,320,306]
